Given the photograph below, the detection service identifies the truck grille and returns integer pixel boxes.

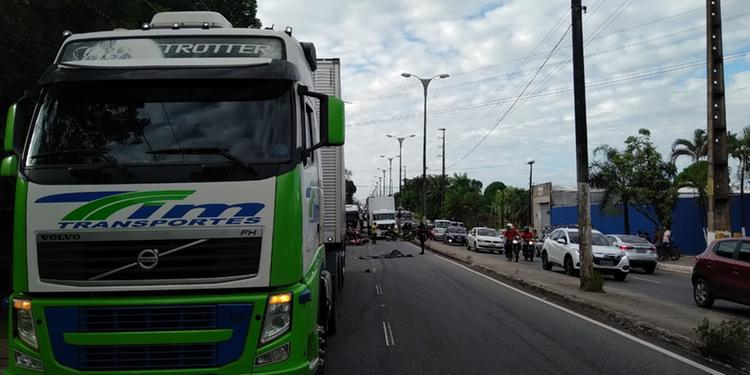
[80,305,217,332]
[80,344,217,370]
[37,237,261,284]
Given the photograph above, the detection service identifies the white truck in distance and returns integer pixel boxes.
[367,196,396,237]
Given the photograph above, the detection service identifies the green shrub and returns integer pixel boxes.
[694,318,750,364]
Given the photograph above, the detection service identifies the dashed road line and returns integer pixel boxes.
[631,276,662,284]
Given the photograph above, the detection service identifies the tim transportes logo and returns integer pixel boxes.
[36,190,265,230]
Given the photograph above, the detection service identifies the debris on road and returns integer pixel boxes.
[358,249,414,260]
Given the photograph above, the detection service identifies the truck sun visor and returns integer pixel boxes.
[59,36,285,62]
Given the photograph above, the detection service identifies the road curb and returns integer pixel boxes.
[657,262,693,274]
[422,243,703,356]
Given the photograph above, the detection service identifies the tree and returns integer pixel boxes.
[671,128,708,163]
[444,173,484,227]
[494,187,529,228]
[675,161,708,229]
[591,129,678,232]
[728,127,750,233]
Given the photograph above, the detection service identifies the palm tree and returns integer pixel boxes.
[590,145,636,234]
[729,127,750,233]
[671,129,707,163]
[675,161,708,230]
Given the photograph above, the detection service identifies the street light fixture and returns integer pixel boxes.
[380,155,397,196]
[527,159,535,228]
[386,134,415,200]
[402,72,450,222]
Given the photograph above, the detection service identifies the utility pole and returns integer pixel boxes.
[438,128,446,218]
[707,0,731,241]
[571,0,597,292]
[527,159,535,228]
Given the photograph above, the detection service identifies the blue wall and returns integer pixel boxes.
[550,195,750,255]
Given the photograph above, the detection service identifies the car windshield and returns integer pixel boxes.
[435,221,450,228]
[447,227,466,234]
[477,229,499,237]
[568,232,612,246]
[618,235,652,244]
[373,213,395,221]
[26,79,293,167]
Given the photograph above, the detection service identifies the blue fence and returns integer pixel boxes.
[550,195,750,255]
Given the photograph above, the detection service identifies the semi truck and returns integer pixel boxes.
[366,196,396,237]
[2,11,344,374]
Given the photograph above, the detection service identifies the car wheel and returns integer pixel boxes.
[613,272,627,281]
[693,278,715,308]
[542,251,552,270]
[564,255,575,276]
[643,263,656,274]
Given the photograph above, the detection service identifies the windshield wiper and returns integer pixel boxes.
[145,147,257,174]
[31,148,116,163]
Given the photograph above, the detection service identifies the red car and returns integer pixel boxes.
[692,238,750,308]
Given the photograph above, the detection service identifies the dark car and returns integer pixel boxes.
[692,238,750,308]
[444,226,467,246]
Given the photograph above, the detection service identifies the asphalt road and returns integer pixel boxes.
[326,240,724,375]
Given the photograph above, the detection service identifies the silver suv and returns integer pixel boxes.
[541,228,630,281]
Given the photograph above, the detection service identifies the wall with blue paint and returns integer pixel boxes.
[551,195,750,255]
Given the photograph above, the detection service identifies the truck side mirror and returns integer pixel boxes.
[4,96,34,156]
[299,86,345,148]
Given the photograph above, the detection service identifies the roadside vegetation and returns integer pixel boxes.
[395,126,750,235]
[694,318,750,367]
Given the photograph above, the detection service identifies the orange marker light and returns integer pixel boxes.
[13,299,32,311]
[269,293,292,305]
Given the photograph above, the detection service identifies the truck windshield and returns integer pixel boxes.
[26,79,293,168]
[373,213,395,221]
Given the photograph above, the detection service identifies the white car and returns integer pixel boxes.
[541,228,630,281]
[607,234,658,274]
[432,219,451,240]
[467,227,505,253]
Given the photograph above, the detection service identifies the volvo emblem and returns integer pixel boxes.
[137,249,159,270]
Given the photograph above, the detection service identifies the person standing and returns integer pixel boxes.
[418,222,428,255]
[371,222,378,245]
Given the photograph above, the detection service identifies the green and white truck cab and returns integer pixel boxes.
[2,12,344,374]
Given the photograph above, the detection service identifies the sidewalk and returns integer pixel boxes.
[657,255,696,274]
[423,240,748,370]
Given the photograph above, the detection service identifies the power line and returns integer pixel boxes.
[446,24,573,169]
[346,1,704,99]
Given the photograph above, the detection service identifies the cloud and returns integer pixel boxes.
[258,0,750,202]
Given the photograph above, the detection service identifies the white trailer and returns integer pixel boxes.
[315,58,346,289]
[367,196,396,237]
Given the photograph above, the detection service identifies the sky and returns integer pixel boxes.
[257,0,750,202]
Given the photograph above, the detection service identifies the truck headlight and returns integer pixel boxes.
[13,299,38,350]
[260,293,292,344]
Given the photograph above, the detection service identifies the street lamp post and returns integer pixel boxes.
[380,155,397,196]
[378,168,387,196]
[527,159,535,228]
[402,72,450,222]
[386,134,415,199]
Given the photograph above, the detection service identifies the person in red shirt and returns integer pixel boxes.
[503,224,518,240]
[521,227,534,241]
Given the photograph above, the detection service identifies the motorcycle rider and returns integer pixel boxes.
[503,223,518,259]
[521,226,534,260]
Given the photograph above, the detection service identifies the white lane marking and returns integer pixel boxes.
[631,276,662,284]
[387,321,395,346]
[431,255,723,375]
[376,284,383,295]
[382,321,391,346]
